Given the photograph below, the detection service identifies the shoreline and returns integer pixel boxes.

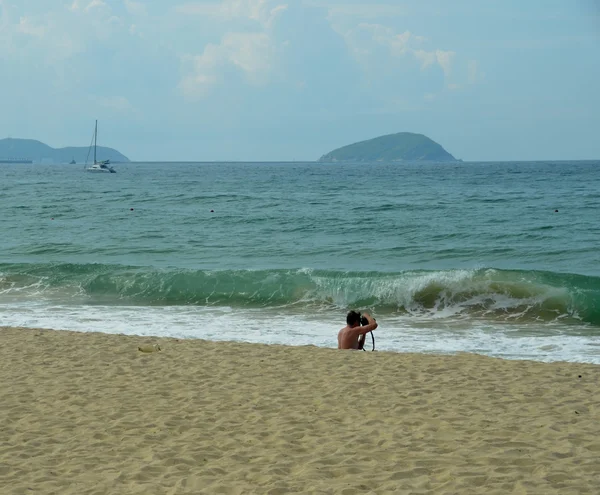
[2,326,600,494]
[3,319,599,366]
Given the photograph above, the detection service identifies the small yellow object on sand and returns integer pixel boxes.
[138,344,161,353]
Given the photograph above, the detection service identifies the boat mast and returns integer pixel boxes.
[94,120,97,164]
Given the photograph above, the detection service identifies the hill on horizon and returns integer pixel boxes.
[0,138,130,163]
[319,132,457,163]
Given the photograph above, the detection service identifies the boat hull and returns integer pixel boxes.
[85,164,116,173]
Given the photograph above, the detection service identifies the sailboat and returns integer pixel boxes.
[85,120,116,173]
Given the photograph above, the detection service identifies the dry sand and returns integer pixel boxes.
[1,326,599,494]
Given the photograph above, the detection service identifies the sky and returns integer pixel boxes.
[1,0,599,161]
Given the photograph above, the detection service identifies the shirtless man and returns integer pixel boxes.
[338,310,378,350]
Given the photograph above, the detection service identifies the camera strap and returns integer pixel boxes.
[362,331,375,352]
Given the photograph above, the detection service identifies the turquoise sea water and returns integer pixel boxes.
[1,161,599,362]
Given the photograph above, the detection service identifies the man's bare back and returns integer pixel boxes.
[338,311,378,349]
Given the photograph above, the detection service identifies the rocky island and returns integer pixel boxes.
[318,132,457,163]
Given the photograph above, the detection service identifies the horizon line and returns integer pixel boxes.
[124,159,600,164]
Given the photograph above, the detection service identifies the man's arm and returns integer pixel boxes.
[351,313,378,338]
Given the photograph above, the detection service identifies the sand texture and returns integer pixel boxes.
[1,326,599,494]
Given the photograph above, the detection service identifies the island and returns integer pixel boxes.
[0,138,130,164]
[318,132,458,163]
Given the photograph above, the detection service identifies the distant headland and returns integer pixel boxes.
[318,132,458,163]
[0,138,129,164]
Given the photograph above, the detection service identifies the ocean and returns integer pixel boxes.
[1,160,599,363]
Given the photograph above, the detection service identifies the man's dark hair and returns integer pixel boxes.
[346,310,361,326]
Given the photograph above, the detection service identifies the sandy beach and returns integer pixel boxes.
[1,326,599,494]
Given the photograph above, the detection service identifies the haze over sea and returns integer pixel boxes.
[2,160,599,363]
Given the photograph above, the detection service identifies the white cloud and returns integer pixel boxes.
[179,62,219,99]
[124,0,147,17]
[0,0,145,72]
[337,22,457,86]
[265,4,287,29]
[46,32,82,63]
[180,31,277,98]
[0,10,82,63]
[176,0,288,99]
[108,15,124,27]
[434,49,455,78]
[467,59,484,84]
[17,16,45,37]
[364,24,412,57]
[175,0,287,29]
[69,0,113,19]
[225,32,273,75]
[413,48,436,68]
[85,0,109,14]
[325,3,407,19]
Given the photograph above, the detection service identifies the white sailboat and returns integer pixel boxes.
[85,120,116,173]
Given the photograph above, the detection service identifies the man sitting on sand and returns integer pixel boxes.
[338,310,378,350]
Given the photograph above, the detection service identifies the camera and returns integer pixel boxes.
[360,315,369,326]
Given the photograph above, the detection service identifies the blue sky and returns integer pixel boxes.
[1,0,599,161]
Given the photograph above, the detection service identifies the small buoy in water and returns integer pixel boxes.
[210,209,214,213]
[555,209,558,213]
[138,344,161,353]
[130,208,134,211]
[51,218,54,220]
